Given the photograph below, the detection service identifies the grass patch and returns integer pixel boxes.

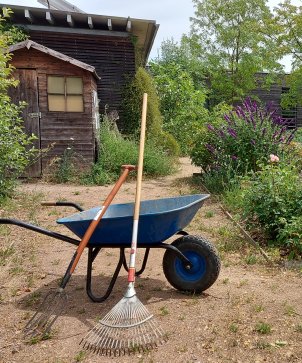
[204,210,215,218]
[160,306,169,316]
[229,323,239,333]
[255,322,271,334]
[0,245,15,266]
[25,291,41,307]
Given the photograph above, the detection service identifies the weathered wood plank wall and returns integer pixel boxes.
[11,48,98,170]
[28,31,136,127]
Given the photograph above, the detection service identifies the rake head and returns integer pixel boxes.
[80,286,166,356]
[24,288,67,339]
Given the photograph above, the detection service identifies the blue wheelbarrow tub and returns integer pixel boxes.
[57,194,210,246]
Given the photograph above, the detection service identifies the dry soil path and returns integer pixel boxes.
[0,158,301,363]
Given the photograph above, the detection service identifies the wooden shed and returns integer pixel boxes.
[2,3,158,177]
[8,40,100,176]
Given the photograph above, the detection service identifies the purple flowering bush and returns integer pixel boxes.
[190,98,296,189]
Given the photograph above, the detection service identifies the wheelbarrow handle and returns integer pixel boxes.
[41,201,84,211]
[60,164,134,288]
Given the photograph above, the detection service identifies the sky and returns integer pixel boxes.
[2,0,302,70]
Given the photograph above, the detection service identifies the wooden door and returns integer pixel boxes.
[9,69,42,177]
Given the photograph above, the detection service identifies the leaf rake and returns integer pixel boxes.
[80,93,167,356]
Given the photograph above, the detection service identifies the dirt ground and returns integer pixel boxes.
[0,158,301,363]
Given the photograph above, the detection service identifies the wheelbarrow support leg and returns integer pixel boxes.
[86,247,125,302]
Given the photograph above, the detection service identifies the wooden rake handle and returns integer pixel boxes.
[128,93,148,283]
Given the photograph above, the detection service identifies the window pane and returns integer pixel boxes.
[66,77,83,94]
[48,76,65,94]
[66,95,83,112]
[48,95,65,111]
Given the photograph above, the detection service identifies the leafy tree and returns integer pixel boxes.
[190,0,282,106]
[0,9,36,199]
[274,0,302,108]
[153,37,206,90]
[150,58,208,154]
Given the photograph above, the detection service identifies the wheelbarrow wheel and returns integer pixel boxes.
[163,235,220,293]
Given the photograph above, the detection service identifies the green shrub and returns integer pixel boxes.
[232,161,302,258]
[0,10,36,200]
[122,67,162,136]
[150,61,208,154]
[82,117,176,185]
[278,216,302,259]
[190,98,296,192]
[121,67,179,156]
[293,128,302,143]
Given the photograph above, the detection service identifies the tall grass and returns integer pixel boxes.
[82,118,176,185]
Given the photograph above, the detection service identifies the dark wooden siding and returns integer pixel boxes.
[29,31,136,127]
[10,48,97,171]
[251,74,302,128]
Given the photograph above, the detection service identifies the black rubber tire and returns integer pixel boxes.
[163,235,220,294]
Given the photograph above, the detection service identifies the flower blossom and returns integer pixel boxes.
[269,154,279,163]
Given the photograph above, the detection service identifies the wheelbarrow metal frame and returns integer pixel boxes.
[0,210,192,303]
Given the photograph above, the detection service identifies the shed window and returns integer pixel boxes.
[48,76,84,112]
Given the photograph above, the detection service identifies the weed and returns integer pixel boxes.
[255,340,270,349]
[229,323,238,333]
[274,340,288,347]
[9,266,24,276]
[245,254,257,265]
[255,322,271,334]
[238,279,248,287]
[204,210,214,218]
[26,274,35,288]
[294,324,302,333]
[177,344,188,353]
[283,302,296,316]
[160,306,169,316]
[0,245,15,266]
[25,291,41,307]
[74,350,86,362]
[73,191,80,195]
[77,307,86,314]
[178,314,185,321]
[10,288,18,297]
[27,331,53,345]
[222,278,229,284]
[254,304,264,313]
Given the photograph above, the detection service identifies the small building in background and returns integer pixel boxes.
[2,3,158,177]
[8,40,99,177]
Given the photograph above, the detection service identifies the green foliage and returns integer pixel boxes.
[293,128,302,143]
[150,58,208,154]
[276,216,302,258]
[121,66,179,155]
[0,8,28,45]
[121,67,162,136]
[190,0,282,106]
[0,10,36,200]
[233,161,302,257]
[190,99,295,192]
[52,146,76,183]
[83,117,176,185]
[274,2,302,107]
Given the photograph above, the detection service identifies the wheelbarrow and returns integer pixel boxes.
[0,194,220,302]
